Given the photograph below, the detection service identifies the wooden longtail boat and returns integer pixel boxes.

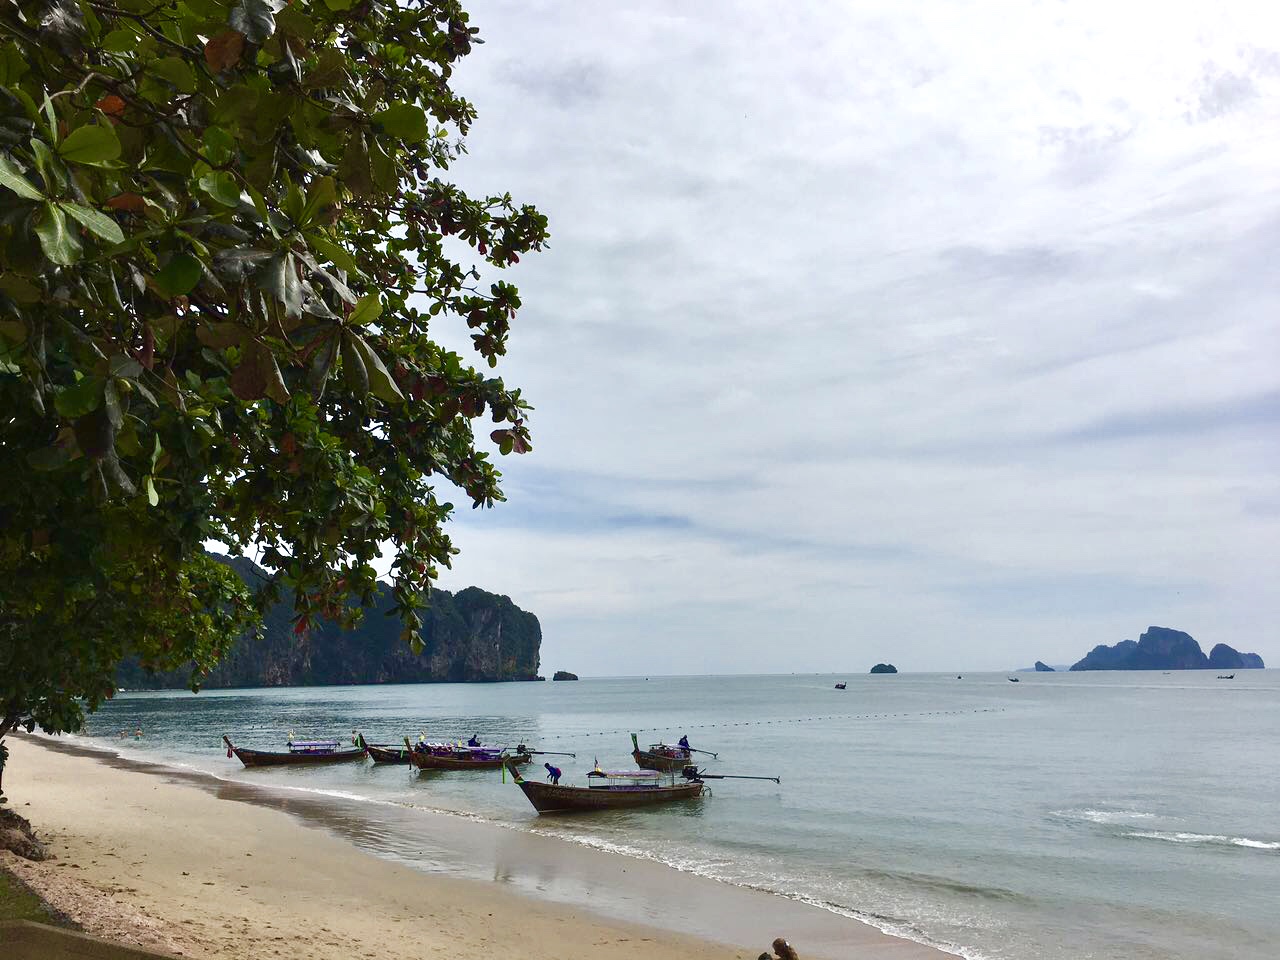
[631,732,693,772]
[355,733,414,764]
[403,737,532,771]
[222,735,367,768]
[508,763,704,814]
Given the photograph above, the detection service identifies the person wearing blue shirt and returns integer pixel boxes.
[467,733,481,747]
[544,762,562,784]
[678,735,691,751]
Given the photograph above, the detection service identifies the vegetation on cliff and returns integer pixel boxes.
[117,557,540,688]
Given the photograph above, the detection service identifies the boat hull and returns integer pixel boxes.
[632,749,692,772]
[365,743,414,763]
[409,752,532,771]
[517,779,704,814]
[231,746,367,768]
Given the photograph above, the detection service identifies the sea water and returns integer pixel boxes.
[78,672,1279,960]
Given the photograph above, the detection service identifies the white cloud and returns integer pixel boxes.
[420,1,1280,672]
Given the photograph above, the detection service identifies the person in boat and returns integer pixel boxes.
[678,735,691,752]
[467,733,481,747]
[544,762,562,784]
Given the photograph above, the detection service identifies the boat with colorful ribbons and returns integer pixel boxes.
[403,737,533,770]
[222,735,366,768]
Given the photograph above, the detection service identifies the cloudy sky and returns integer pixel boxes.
[422,1,1280,674]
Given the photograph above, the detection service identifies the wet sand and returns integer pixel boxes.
[3,734,950,959]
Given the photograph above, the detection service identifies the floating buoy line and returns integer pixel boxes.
[537,707,1006,742]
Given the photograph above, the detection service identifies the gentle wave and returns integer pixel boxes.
[1050,808,1158,824]
[527,828,986,959]
[1125,831,1280,850]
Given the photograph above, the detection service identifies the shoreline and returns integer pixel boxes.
[4,734,952,959]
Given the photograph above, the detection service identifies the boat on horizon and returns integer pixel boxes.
[834,682,847,690]
[1217,674,1235,679]
[222,735,366,768]
[1007,677,1020,682]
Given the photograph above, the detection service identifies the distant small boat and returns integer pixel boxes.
[1217,674,1235,680]
[834,682,847,690]
[223,735,366,768]
[1007,677,1020,682]
[956,675,962,679]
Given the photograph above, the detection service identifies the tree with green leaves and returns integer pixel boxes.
[0,0,547,798]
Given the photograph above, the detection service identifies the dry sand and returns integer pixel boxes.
[2,735,949,959]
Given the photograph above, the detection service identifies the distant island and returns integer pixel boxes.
[552,670,579,681]
[869,663,898,674]
[1034,661,1055,672]
[1069,626,1265,671]
[116,555,541,688]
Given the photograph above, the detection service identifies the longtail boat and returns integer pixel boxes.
[355,733,414,764]
[222,734,366,768]
[508,763,705,814]
[630,732,716,771]
[403,737,533,771]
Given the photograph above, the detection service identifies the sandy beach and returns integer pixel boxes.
[2,734,948,959]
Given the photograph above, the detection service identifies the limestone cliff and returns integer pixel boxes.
[1069,627,1264,671]
[117,556,541,688]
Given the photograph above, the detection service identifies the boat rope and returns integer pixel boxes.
[535,706,1007,742]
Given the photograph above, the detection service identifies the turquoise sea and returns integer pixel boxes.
[79,671,1279,959]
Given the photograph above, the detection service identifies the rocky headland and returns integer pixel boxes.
[1069,626,1264,671]
[116,555,541,688]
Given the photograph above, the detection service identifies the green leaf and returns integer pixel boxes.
[154,254,203,297]
[100,28,137,52]
[0,276,40,303]
[202,126,236,166]
[340,332,368,398]
[58,123,122,165]
[150,57,196,93]
[0,154,43,200]
[61,202,125,245]
[339,133,372,196]
[374,103,429,143]
[299,176,336,227]
[197,170,241,207]
[369,138,397,191]
[229,340,288,403]
[261,252,302,317]
[308,235,359,275]
[321,0,353,10]
[145,475,159,506]
[351,334,403,404]
[229,0,284,44]
[348,292,381,327]
[35,202,81,265]
[55,376,104,418]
